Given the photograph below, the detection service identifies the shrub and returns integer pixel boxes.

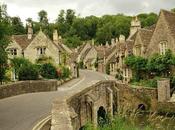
[35,56,54,64]
[18,65,39,80]
[40,63,57,79]
[61,67,71,79]
[11,57,32,79]
[79,61,84,69]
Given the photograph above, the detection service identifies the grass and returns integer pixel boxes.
[83,106,175,130]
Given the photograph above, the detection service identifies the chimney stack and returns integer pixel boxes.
[27,22,33,40]
[119,35,125,43]
[92,39,95,46]
[111,38,115,46]
[53,29,58,44]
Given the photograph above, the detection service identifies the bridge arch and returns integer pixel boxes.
[97,106,107,126]
[137,104,146,111]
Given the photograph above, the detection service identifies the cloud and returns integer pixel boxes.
[1,0,175,23]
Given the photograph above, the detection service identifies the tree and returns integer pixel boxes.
[11,16,25,34]
[0,4,10,84]
[125,55,147,81]
[171,8,175,13]
[65,9,76,25]
[38,10,48,25]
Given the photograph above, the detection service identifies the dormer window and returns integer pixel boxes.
[37,47,46,56]
[10,48,17,56]
[159,41,167,55]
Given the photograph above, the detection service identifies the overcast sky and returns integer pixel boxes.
[1,0,175,23]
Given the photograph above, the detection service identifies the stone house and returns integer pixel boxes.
[7,23,72,65]
[146,10,175,57]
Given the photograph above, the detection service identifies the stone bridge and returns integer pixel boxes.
[51,80,158,130]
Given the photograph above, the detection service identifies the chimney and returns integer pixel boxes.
[106,41,110,47]
[111,38,115,46]
[53,29,58,44]
[27,22,33,40]
[119,35,125,43]
[58,36,62,44]
[92,39,95,46]
[129,16,141,38]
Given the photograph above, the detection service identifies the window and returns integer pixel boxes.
[10,48,17,56]
[135,46,141,56]
[37,47,46,56]
[159,41,167,55]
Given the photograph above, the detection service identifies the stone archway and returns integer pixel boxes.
[97,106,107,126]
[138,104,146,111]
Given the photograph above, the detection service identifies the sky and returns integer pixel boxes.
[1,0,175,23]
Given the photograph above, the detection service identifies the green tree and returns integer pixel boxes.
[65,9,75,25]
[125,55,147,81]
[0,4,10,84]
[11,16,25,34]
[38,10,48,25]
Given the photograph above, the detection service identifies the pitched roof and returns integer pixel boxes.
[126,40,134,54]
[80,47,92,60]
[12,35,35,49]
[161,10,175,39]
[139,29,153,46]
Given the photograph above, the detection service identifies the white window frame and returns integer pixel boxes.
[159,41,167,55]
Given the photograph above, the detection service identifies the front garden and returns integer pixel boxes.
[125,50,175,88]
[2,56,71,83]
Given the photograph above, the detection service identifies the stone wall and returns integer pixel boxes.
[0,80,57,99]
[51,80,158,130]
[115,82,158,111]
[158,102,175,113]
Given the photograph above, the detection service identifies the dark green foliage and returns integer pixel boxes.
[125,55,147,81]
[18,65,39,80]
[40,63,57,79]
[147,50,175,77]
[11,57,31,78]
[78,61,84,69]
[126,50,175,87]
[138,13,158,27]
[11,16,25,35]
[61,67,71,79]
[0,3,11,84]
[64,35,82,48]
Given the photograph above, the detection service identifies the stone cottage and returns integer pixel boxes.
[7,23,72,65]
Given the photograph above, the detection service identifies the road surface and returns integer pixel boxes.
[0,70,114,130]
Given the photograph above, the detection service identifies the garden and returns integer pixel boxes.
[124,50,175,88]
[1,56,71,84]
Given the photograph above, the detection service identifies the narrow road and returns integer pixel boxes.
[0,70,114,130]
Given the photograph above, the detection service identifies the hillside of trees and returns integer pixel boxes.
[1,4,175,48]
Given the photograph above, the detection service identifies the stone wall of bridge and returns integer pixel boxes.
[51,80,159,130]
[0,80,58,99]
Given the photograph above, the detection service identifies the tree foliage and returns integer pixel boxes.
[0,3,11,84]
[18,64,39,80]
[40,63,57,79]
[125,50,175,82]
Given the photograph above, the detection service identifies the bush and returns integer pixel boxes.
[11,57,32,79]
[18,65,39,80]
[40,63,57,79]
[62,67,71,79]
